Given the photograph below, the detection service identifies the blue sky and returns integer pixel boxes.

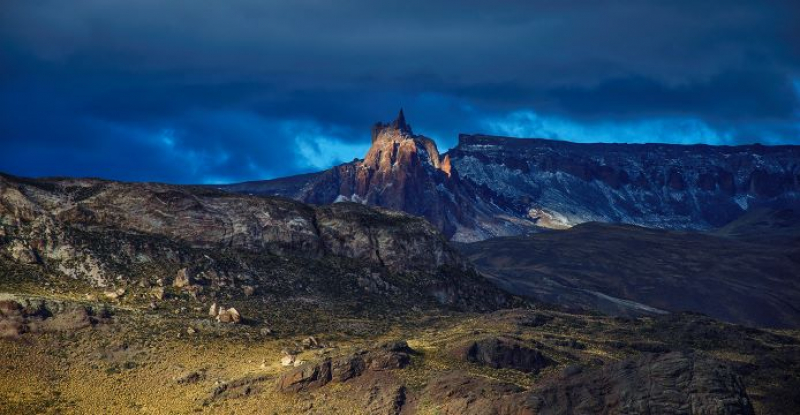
[1,0,799,184]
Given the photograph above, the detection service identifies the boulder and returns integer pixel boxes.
[174,268,193,288]
[302,336,319,349]
[216,307,242,324]
[281,354,296,367]
[104,288,126,300]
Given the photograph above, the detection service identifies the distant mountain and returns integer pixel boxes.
[457,209,800,328]
[224,112,800,242]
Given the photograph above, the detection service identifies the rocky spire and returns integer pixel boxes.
[372,109,413,142]
[390,108,412,134]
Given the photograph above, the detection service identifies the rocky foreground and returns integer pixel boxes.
[2,297,798,414]
[1,172,799,414]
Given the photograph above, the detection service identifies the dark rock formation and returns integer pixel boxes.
[533,351,754,415]
[424,352,754,415]
[450,134,800,237]
[0,296,109,338]
[277,343,412,393]
[451,337,552,373]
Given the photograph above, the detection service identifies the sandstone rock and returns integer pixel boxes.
[227,307,241,324]
[0,300,22,315]
[278,359,333,393]
[242,285,255,297]
[208,303,219,317]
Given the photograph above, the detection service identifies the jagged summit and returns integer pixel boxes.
[391,108,412,133]
[372,108,413,142]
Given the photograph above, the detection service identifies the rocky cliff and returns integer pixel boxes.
[451,134,800,233]
[226,113,800,241]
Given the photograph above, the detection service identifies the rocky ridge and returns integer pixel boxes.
[226,112,800,241]
[0,173,512,312]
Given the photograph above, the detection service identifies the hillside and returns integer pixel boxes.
[458,212,800,328]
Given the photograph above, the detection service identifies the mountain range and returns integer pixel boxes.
[225,110,800,242]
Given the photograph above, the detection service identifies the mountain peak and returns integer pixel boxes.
[391,108,411,133]
[372,109,413,142]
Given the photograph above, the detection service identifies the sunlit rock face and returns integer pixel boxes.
[286,111,541,241]
[225,112,800,242]
[295,110,495,240]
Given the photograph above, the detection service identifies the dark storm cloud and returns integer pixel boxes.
[1,0,798,183]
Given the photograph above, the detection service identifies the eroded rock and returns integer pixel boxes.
[278,342,412,393]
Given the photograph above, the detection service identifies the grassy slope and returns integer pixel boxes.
[1,303,799,414]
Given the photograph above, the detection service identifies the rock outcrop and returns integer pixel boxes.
[0,174,463,274]
[450,337,552,373]
[0,296,109,339]
[424,352,754,415]
[0,172,513,312]
[278,341,412,393]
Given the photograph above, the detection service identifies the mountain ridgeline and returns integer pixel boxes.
[226,111,800,242]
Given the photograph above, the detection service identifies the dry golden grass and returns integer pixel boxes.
[2,306,799,414]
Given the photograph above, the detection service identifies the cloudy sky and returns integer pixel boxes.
[1,0,799,183]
